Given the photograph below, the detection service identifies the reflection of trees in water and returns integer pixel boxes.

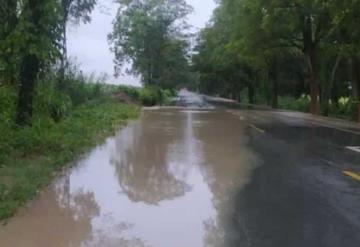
[56,176,150,247]
[194,112,260,246]
[0,176,100,247]
[203,218,226,247]
[55,175,100,223]
[81,221,150,247]
[51,176,100,246]
[110,110,191,205]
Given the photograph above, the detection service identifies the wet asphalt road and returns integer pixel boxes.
[227,109,360,247]
[181,92,360,246]
[1,92,360,246]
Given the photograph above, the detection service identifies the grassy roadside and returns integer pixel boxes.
[0,98,140,220]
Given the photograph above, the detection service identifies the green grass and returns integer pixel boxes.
[278,95,358,121]
[0,98,140,220]
[278,95,310,113]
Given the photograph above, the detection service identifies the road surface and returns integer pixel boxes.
[1,93,360,247]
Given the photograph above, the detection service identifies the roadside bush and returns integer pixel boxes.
[64,76,103,106]
[0,98,140,220]
[278,95,310,112]
[35,82,73,122]
[1,69,117,127]
[278,95,359,120]
[118,85,141,100]
[61,63,113,106]
[119,85,175,105]
[0,85,16,126]
[139,86,162,106]
[327,97,358,120]
[161,89,175,105]
[336,97,352,116]
[0,86,17,164]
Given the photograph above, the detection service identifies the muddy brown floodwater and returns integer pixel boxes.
[0,108,259,247]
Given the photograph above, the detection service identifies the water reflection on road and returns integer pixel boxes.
[0,109,259,247]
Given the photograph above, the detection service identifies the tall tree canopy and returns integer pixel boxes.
[109,0,193,89]
[14,0,62,125]
[194,0,360,119]
[0,0,19,84]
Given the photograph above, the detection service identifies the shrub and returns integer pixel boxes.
[161,89,175,105]
[118,85,141,100]
[278,95,310,112]
[139,86,162,106]
[35,82,73,122]
[0,86,17,164]
[327,97,358,120]
[0,85,16,126]
[119,85,175,105]
[64,76,98,106]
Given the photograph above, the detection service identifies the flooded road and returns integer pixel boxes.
[0,109,258,247]
[2,103,360,247]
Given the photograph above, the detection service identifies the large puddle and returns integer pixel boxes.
[0,109,259,247]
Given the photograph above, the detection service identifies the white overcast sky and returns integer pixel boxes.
[67,0,216,86]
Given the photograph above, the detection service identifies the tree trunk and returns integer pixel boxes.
[271,78,278,108]
[322,55,341,116]
[307,51,320,115]
[248,81,255,104]
[229,92,233,100]
[236,91,241,103]
[350,56,360,122]
[16,54,40,126]
[331,84,339,109]
[269,59,278,108]
[16,0,42,126]
[1,0,18,84]
[302,15,319,115]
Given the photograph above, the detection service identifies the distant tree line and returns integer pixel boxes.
[193,0,360,120]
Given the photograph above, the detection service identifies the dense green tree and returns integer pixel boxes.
[193,5,255,102]
[195,0,360,120]
[333,0,360,120]
[15,0,62,125]
[109,0,193,89]
[258,0,360,116]
[0,0,19,84]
